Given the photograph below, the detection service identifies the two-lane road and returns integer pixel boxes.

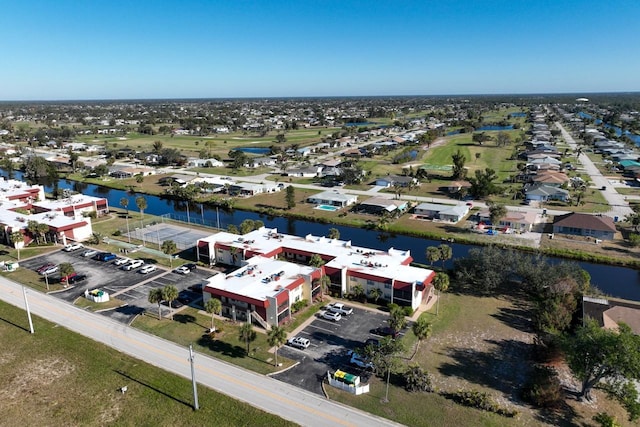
[0,277,403,427]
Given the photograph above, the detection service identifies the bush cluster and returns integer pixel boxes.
[291,299,308,313]
[445,389,518,418]
[522,365,563,408]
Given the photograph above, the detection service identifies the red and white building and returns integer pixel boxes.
[198,227,435,326]
[0,178,106,248]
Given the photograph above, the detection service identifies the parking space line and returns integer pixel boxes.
[307,323,336,334]
[111,270,171,297]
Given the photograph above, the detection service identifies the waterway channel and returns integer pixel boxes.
[9,170,640,301]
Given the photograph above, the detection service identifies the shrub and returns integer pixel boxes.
[522,365,563,408]
[402,306,414,317]
[628,234,640,247]
[291,299,308,313]
[593,412,621,427]
[444,389,518,418]
[112,230,122,236]
[404,364,434,392]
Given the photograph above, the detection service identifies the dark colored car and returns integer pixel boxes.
[177,290,193,305]
[371,326,399,338]
[183,263,197,271]
[67,274,87,284]
[94,252,117,262]
[188,283,203,292]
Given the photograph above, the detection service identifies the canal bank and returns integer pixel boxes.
[7,170,640,301]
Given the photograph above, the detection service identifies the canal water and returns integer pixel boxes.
[9,170,640,301]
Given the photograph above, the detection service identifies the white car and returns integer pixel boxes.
[321,311,341,322]
[63,243,83,252]
[174,265,190,275]
[328,302,353,316]
[287,337,310,349]
[114,257,131,266]
[139,264,157,274]
[82,249,98,258]
[122,259,144,271]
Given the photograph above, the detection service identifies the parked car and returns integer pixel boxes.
[122,259,144,271]
[41,265,59,276]
[63,243,83,252]
[139,264,157,274]
[174,265,191,275]
[188,283,203,292]
[82,249,98,258]
[349,351,373,369]
[114,257,131,266]
[371,326,399,338]
[67,274,87,284]
[177,290,193,304]
[36,263,56,274]
[287,336,310,349]
[60,272,77,282]
[327,302,353,316]
[321,311,341,322]
[94,252,117,262]
[182,263,197,271]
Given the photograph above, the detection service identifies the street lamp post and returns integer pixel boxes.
[189,344,199,410]
[22,286,34,334]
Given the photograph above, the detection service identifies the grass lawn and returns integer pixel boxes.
[132,307,295,375]
[328,288,632,426]
[0,301,293,427]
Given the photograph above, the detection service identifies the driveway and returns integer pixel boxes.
[272,306,393,395]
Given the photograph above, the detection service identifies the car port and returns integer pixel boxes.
[272,305,399,395]
[20,249,218,324]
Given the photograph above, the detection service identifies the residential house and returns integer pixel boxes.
[525,184,570,203]
[375,175,418,188]
[355,197,408,215]
[187,158,224,168]
[306,190,358,208]
[414,203,469,223]
[477,209,538,232]
[552,212,617,240]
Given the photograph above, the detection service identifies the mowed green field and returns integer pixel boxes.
[0,301,293,427]
[76,127,339,160]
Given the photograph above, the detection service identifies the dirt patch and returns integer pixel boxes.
[0,357,75,401]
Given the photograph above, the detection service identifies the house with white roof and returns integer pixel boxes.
[414,202,470,223]
[306,190,358,208]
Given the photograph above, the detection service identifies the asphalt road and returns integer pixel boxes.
[0,277,404,427]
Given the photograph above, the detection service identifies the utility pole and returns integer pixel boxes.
[189,344,199,410]
[22,286,34,334]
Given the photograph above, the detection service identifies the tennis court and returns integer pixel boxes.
[127,223,212,250]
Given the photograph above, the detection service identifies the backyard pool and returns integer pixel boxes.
[315,205,340,211]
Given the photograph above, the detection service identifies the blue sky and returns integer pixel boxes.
[1,0,638,100]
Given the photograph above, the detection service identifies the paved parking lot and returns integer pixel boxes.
[21,248,218,324]
[272,306,395,395]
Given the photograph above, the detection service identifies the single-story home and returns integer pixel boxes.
[187,158,224,168]
[354,197,408,215]
[414,203,469,223]
[476,209,538,232]
[552,212,617,240]
[375,175,418,188]
[306,190,358,208]
[525,184,570,203]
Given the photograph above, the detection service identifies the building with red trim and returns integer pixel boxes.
[197,227,435,322]
[202,256,320,328]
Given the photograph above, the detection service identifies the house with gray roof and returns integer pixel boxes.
[355,197,408,215]
[525,183,570,203]
[414,202,469,223]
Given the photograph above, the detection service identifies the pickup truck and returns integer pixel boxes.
[327,302,353,316]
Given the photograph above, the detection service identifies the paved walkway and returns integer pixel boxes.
[0,277,403,427]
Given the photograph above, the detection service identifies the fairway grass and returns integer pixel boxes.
[0,301,294,427]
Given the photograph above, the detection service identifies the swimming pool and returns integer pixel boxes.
[315,204,340,211]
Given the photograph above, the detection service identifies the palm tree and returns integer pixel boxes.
[120,197,131,242]
[328,228,340,239]
[426,246,440,267]
[267,325,287,366]
[351,284,365,302]
[26,220,40,244]
[204,298,222,332]
[438,244,452,271]
[9,231,23,260]
[433,272,450,316]
[320,275,331,301]
[161,240,177,268]
[37,222,49,244]
[239,322,257,355]
[135,195,147,219]
[309,253,325,268]
[148,288,164,319]
[411,317,432,360]
[369,287,382,304]
[162,285,179,320]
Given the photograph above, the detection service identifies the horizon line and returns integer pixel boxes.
[1,90,639,103]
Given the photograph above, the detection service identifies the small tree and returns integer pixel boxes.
[404,364,434,392]
[309,253,325,268]
[136,195,148,218]
[162,285,179,320]
[487,201,507,229]
[320,275,331,300]
[411,317,432,360]
[239,322,257,355]
[388,304,408,333]
[267,325,288,366]
[9,231,23,260]
[351,284,365,302]
[426,246,440,268]
[438,244,452,271]
[148,288,164,319]
[204,298,222,332]
[432,272,450,316]
[369,287,382,304]
[161,239,177,268]
[328,228,340,239]
[285,185,296,209]
[59,262,75,278]
[366,336,405,403]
